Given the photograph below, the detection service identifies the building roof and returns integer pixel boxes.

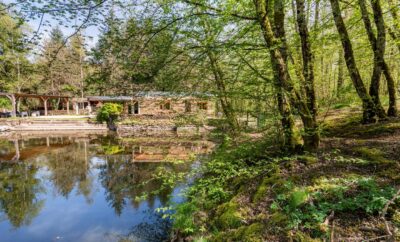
[133,91,213,98]
[0,92,70,99]
[87,96,133,102]
[81,92,213,102]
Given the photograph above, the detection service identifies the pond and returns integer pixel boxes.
[0,132,214,242]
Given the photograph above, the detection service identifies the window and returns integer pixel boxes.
[133,101,140,114]
[160,101,171,110]
[185,100,191,112]
[197,102,208,110]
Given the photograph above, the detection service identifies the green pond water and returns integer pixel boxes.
[0,132,214,242]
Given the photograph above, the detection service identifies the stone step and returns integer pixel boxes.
[18,123,96,126]
[14,126,106,131]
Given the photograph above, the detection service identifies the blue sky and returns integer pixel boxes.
[3,0,101,50]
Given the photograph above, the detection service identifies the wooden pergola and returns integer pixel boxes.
[0,92,70,117]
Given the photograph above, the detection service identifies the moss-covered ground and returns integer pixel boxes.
[169,114,400,241]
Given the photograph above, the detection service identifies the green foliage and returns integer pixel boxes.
[171,202,199,234]
[289,189,309,209]
[96,103,123,124]
[170,140,274,235]
[102,145,124,155]
[0,98,11,109]
[271,176,397,234]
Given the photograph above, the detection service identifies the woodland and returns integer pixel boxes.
[1,0,400,241]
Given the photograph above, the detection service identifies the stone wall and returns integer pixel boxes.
[132,97,216,117]
[117,124,212,137]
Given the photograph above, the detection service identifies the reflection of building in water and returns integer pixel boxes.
[129,141,214,162]
[0,134,215,223]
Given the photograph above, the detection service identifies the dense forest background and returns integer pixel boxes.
[1,0,400,150]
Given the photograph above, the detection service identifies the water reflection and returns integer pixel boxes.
[0,162,45,228]
[0,132,213,242]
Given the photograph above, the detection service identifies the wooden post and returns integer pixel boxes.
[6,94,17,117]
[66,98,70,115]
[41,97,49,116]
[124,102,128,115]
[12,139,20,161]
[16,96,20,112]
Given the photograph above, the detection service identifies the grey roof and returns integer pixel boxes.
[87,96,132,102]
[85,92,213,101]
[133,91,213,98]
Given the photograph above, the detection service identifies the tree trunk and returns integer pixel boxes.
[329,0,377,123]
[387,0,400,57]
[207,51,241,136]
[253,0,319,151]
[359,0,397,117]
[337,49,344,97]
[296,0,319,150]
[358,0,387,119]
[383,62,398,116]
[273,0,301,151]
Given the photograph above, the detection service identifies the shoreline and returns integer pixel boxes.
[0,118,214,137]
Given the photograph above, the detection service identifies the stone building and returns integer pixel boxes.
[72,92,215,117]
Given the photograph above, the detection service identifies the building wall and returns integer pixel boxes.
[73,96,216,117]
[134,97,215,117]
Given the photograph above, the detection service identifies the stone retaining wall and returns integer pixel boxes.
[117,125,213,137]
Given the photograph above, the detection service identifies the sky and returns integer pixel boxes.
[3,0,102,50]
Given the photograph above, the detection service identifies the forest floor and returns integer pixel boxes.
[171,110,400,241]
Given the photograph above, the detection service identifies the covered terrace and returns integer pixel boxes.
[0,92,70,117]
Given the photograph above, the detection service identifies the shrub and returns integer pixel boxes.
[96,103,123,130]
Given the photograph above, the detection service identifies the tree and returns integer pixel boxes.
[0,12,35,94]
[253,0,320,151]
[68,33,87,97]
[358,0,397,117]
[329,0,379,123]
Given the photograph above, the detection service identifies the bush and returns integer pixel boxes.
[0,97,11,109]
[96,103,123,130]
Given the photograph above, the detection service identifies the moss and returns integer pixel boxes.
[213,223,264,242]
[288,189,309,209]
[292,231,322,242]
[360,123,400,136]
[322,114,400,138]
[354,147,392,164]
[253,174,282,203]
[298,154,318,165]
[392,210,400,227]
[192,236,208,242]
[269,212,288,225]
[377,162,400,181]
[213,201,244,230]
[253,182,269,203]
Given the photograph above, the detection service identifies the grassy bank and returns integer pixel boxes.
[167,114,400,241]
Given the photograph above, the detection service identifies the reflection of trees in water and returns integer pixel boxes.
[0,140,14,159]
[98,156,191,215]
[45,141,94,203]
[0,134,199,231]
[123,211,172,242]
[0,162,45,228]
[103,210,172,242]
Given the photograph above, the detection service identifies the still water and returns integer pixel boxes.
[0,132,214,242]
